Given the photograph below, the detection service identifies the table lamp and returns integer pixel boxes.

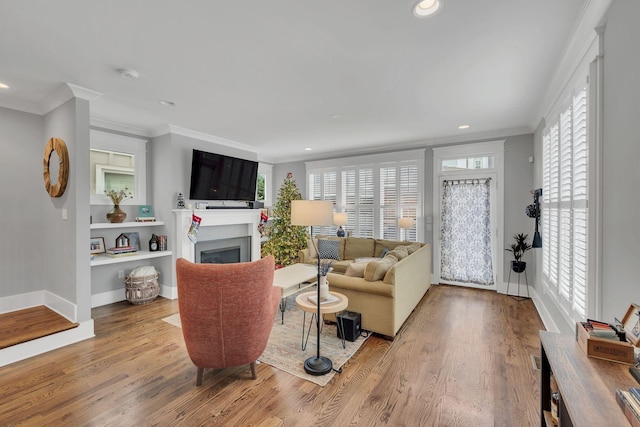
[291,199,335,375]
[398,218,414,241]
[333,212,348,237]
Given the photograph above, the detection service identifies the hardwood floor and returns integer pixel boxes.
[0,285,545,426]
[0,306,78,349]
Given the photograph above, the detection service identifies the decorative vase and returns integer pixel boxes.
[319,275,330,300]
[511,260,526,273]
[106,205,127,223]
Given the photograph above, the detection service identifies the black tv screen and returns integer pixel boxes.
[189,149,258,201]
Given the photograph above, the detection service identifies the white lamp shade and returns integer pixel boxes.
[333,212,348,226]
[291,200,334,226]
[398,218,414,229]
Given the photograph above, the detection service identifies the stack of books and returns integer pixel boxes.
[106,246,138,258]
[616,388,640,427]
[581,319,625,341]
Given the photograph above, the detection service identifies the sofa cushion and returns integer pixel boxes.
[364,254,398,281]
[345,261,368,278]
[383,264,397,284]
[387,245,409,260]
[344,237,375,260]
[406,242,422,254]
[374,239,410,257]
[318,239,340,260]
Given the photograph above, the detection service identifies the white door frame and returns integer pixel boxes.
[432,141,505,291]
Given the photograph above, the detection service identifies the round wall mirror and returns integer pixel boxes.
[43,137,69,197]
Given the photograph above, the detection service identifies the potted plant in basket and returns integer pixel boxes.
[506,233,532,273]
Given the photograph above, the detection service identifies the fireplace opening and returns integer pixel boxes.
[200,247,241,264]
[195,236,250,264]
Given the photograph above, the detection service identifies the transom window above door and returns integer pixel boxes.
[441,156,494,171]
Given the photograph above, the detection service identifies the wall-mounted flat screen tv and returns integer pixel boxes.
[189,149,258,201]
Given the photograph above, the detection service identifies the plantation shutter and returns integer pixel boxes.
[358,168,375,238]
[306,151,422,240]
[541,85,589,322]
[572,88,588,319]
[380,165,398,239]
[399,163,419,241]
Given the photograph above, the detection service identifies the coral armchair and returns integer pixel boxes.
[176,256,280,386]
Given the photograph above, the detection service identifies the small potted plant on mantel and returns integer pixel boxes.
[506,233,532,273]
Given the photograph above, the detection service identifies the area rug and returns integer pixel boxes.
[162,294,369,386]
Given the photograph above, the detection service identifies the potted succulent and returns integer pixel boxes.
[506,233,532,273]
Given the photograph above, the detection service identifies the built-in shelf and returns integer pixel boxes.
[91,250,172,267]
[90,221,165,230]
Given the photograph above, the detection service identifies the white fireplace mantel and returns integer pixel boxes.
[173,209,262,263]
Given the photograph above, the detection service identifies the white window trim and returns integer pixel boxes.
[90,129,147,206]
[433,140,505,291]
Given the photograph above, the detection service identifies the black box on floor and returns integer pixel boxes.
[337,311,361,342]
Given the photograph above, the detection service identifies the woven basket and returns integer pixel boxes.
[124,272,159,305]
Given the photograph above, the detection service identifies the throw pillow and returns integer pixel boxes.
[345,261,368,278]
[383,264,396,284]
[406,242,422,254]
[317,239,340,260]
[380,247,389,258]
[364,254,398,281]
[387,246,409,260]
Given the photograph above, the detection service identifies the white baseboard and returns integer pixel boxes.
[161,284,178,300]
[529,287,561,333]
[0,319,95,368]
[91,289,125,308]
[0,291,42,314]
[0,290,76,322]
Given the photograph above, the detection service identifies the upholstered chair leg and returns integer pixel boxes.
[196,367,204,386]
[250,361,257,379]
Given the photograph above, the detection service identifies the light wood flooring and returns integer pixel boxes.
[0,284,545,426]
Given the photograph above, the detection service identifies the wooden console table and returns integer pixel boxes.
[540,331,637,426]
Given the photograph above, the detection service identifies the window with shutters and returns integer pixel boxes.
[541,85,589,322]
[306,150,423,240]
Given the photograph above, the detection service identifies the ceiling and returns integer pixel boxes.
[0,0,586,163]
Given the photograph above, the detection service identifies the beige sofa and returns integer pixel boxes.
[298,236,431,338]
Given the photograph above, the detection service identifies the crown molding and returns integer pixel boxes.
[152,124,260,154]
[90,117,152,138]
[40,83,102,115]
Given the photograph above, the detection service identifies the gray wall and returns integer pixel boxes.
[0,107,45,297]
[601,0,640,322]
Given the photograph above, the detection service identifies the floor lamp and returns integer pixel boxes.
[291,200,335,375]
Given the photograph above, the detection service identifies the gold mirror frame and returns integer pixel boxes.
[43,137,69,197]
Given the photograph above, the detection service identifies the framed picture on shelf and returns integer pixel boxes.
[124,232,141,250]
[136,205,156,222]
[622,304,640,346]
[90,237,106,254]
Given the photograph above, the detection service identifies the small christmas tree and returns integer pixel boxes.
[177,192,186,209]
[261,172,309,267]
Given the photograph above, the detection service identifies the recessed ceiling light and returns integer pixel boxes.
[458,124,470,129]
[305,148,312,151]
[330,114,341,120]
[0,82,9,89]
[414,0,442,18]
[159,100,176,107]
[117,68,139,80]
